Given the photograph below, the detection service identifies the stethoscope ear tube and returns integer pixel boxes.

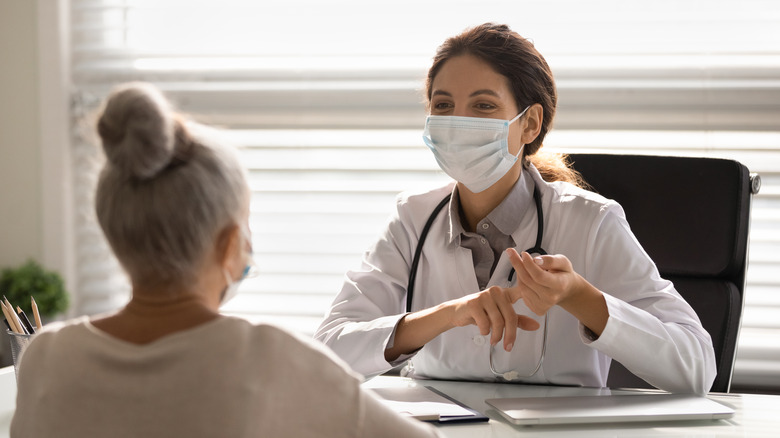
[508,184,546,282]
[406,194,452,313]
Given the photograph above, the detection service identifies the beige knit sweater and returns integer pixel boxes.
[11,316,441,438]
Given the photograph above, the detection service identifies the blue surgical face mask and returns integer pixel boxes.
[422,105,531,193]
[221,266,249,306]
[221,225,255,306]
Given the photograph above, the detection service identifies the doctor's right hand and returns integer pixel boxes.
[447,286,541,352]
[386,285,540,362]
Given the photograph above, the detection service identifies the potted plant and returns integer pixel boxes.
[1,260,69,366]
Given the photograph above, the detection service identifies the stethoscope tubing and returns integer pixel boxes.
[407,183,546,308]
[405,181,549,380]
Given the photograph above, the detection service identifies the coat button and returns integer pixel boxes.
[473,335,486,346]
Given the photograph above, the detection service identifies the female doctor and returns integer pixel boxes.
[315,23,716,394]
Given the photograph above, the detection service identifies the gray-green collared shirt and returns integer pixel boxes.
[448,169,535,289]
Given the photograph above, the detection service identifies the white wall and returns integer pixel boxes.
[0,0,72,296]
[0,0,43,269]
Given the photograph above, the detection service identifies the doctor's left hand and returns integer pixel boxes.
[507,249,587,316]
[507,248,609,336]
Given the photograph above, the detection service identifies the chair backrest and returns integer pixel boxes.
[567,153,756,393]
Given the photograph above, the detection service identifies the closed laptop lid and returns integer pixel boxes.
[486,393,735,426]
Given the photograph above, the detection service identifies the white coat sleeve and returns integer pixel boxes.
[581,203,717,394]
[314,195,420,378]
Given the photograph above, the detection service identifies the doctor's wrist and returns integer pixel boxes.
[559,277,609,337]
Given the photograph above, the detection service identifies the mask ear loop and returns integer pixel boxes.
[222,226,243,288]
[220,224,256,302]
[219,267,235,304]
[222,268,234,288]
[240,225,260,279]
[507,105,532,160]
[512,143,525,160]
[507,105,532,126]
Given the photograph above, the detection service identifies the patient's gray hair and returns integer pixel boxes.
[95,82,249,287]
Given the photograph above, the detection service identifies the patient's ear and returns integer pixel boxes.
[214,223,241,271]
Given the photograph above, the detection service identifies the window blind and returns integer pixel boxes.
[69,0,780,391]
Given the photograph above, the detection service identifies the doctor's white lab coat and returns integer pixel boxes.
[315,166,716,394]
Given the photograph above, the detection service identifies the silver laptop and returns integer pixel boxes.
[486,393,735,426]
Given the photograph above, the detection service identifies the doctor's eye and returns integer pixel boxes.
[474,102,498,112]
[431,100,454,113]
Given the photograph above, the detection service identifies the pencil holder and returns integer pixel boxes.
[6,330,33,381]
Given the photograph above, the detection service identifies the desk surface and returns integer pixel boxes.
[364,375,778,437]
[1,366,777,437]
[0,368,16,438]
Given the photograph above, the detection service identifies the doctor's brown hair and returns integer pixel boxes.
[425,23,585,186]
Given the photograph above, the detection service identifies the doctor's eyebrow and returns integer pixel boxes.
[430,89,501,98]
[469,89,500,98]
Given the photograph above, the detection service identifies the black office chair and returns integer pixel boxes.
[567,153,759,393]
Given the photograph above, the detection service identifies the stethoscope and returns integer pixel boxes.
[406,180,549,381]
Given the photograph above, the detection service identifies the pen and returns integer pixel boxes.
[31,296,42,330]
[3,318,10,332]
[16,306,36,334]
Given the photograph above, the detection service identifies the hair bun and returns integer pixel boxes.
[97,82,176,180]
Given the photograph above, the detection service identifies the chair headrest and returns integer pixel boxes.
[568,154,752,280]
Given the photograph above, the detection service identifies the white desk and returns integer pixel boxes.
[1,366,777,437]
[365,375,779,437]
[0,367,16,438]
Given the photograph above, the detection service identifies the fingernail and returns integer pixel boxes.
[506,343,514,352]
[534,257,544,265]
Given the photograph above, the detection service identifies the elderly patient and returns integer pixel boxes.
[11,83,442,438]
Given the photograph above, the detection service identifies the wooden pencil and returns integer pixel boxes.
[1,299,23,334]
[31,296,43,330]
